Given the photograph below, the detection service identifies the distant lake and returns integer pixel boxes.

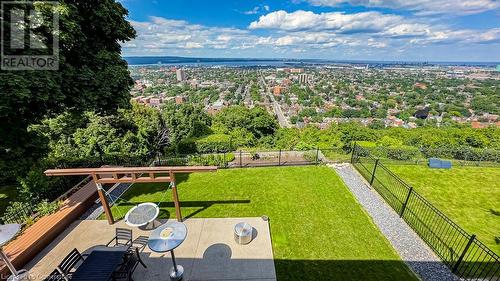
[123,56,499,68]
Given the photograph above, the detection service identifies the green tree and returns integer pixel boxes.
[162,104,211,150]
[0,0,136,178]
[213,106,278,139]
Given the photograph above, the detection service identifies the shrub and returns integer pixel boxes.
[179,134,234,154]
[35,200,61,216]
[384,146,421,161]
[194,134,233,153]
[1,201,34,224]
[187,153,235,166]
[294,141,315,151]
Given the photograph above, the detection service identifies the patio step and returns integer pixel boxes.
[0,180,99,279]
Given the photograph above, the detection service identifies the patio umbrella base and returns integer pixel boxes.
[169,265,184,281]
[7,269,28,281]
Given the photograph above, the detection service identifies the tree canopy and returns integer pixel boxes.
[0,0,135,177]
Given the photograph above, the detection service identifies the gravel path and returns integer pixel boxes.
[330,163,458,281]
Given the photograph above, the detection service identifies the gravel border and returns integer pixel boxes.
[80,183,132,220]
[329,163,458,281]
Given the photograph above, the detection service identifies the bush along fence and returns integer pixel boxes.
[358,145,500,167]
[154,147,352,168]
[0,176,92,225]
[0,153,153,225]
[351,144,500,280]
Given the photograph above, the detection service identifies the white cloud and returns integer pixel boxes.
[243,7,260,15]
[122,13,500,59]
[250,10,405,33]
[305,0,500,15]
[249,10,500,45]
[242,4,271,15]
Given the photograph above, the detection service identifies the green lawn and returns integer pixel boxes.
[107,166,417,281]
[388,165,500,254]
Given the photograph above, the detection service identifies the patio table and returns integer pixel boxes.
[0,224,28,281]
[71,247,127,281]
[148,221,187,281]
[125,202,160,228]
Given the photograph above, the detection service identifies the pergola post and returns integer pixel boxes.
[96,182,114,225]
[170,172,182,222]
[45,166,217,225]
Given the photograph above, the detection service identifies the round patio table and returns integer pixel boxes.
[0,224,28,281]
[148,221,187,281]
[124,202,160,228]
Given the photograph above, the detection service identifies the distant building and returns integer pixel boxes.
[298,74,309,84]
[471,121,489,129]
[149,98,161,107]
[290,68,304,74]
[414,82,428,90]
[190,79,199,89]
[175,96,185,104]
[273,86,283,96]
[176,69,186,82]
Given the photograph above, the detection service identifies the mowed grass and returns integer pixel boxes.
[388,165,500,254]
[107,166,417,281]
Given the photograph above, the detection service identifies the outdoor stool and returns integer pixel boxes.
[234,222,253,245]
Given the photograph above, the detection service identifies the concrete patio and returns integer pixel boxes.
[26,217,276,281]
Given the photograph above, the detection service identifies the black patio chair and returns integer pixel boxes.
[107,228,133,248]
[43,269,64,281]
[131,236,149,253]
[111,248,147,281]
[57,248,84,278]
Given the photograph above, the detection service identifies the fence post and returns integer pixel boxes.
[350,143,357,164]
[399,186,413,217]
[278,149,282,166]
[239,150,243,168]
[452,234,476,273]
[315,147,320,164]
[369,159,379,186]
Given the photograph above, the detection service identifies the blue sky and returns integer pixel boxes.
[120,0,500,61]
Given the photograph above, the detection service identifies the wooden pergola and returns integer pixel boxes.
[44,166,217,224]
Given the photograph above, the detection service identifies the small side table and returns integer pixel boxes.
[148,221,187,281]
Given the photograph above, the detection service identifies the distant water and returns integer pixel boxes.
[124,56,499,68]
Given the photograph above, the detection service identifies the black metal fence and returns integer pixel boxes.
[154,148,352,168]
[360,146,500,167]
[351,144,500,280]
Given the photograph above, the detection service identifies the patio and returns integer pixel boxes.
[25,217,276,281]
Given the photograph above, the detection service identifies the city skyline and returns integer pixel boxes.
[120,0,500,61]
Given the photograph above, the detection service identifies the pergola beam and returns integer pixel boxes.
[44,166,217,176]
[44,166,217,224]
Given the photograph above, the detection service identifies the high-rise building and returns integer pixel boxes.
[176,69,186,82]
[298,74,309,84]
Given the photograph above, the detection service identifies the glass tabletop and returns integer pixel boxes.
[148,221,187,253]
[0,224,21,247]
[125,203,159,226]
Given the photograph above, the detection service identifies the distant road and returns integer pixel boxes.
[259,74,291,128]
